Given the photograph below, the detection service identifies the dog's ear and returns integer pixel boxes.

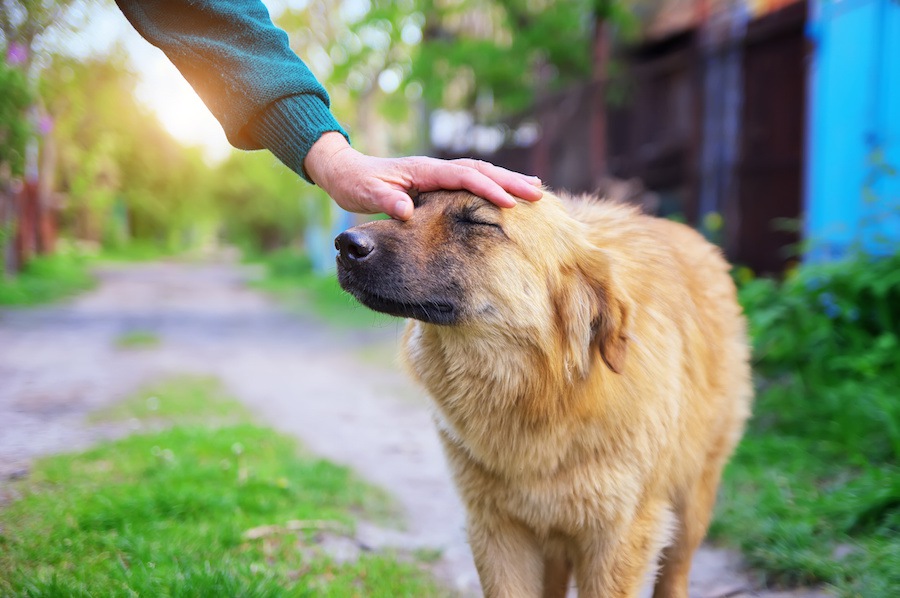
[555,256,630,378]
[590,281,629,374]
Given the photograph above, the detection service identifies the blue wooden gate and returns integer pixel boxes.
[805,0,900,258]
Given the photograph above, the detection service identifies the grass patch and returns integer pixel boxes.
[712,428,900,596]
[1,377,440,596]
[250,248,395,329]
[89,376,247,425]
[115,330,161,350]
[0,252,94,307]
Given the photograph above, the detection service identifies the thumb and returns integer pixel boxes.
[377,189,414,221]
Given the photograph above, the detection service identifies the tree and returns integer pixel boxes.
[274,0,604,156]
[0,0,84,270]
[0,61,31,176]
[0,0,82,75]
[0,59,32,275]
[412,0,595,114]
[40,52,219,248]
[210,150,322,253]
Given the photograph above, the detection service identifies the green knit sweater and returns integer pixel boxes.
[115,0,349,182]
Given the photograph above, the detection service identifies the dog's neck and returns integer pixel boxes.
[402,320,604,475]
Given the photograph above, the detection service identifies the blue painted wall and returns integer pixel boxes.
[806,0,900,259]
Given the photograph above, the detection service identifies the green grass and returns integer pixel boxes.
[0,377,441,596]
[0,252,94,306]
[712,426,900,597]
[89,376,247,425]
[250,248,395,329]
[115,330,161,349]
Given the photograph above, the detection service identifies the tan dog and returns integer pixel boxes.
[335,190,751,598]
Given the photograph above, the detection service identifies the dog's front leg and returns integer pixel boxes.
[468,513,544,598]
[573,499,674,598]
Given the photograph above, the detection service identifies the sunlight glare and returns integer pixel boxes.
[132,49,232,164]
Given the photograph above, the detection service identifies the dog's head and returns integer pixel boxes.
[335,190,629,376]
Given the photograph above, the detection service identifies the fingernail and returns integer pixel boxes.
[394,200,413,220]
[529,176,542,185]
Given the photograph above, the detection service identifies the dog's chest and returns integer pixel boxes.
[407,326,652,533]
[435,413,638,533]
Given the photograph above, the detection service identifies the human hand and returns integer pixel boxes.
[304,132,543,220]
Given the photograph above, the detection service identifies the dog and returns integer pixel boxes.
[334,189,752,598]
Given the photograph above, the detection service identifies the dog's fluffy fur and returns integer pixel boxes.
[336,189,752,597]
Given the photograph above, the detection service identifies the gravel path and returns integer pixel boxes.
[0,259,829,597]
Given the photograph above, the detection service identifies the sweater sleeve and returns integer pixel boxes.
[115,0,349,182]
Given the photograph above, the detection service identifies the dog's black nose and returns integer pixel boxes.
[335,229,375,262]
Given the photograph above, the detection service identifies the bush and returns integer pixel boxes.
[739,251,900,464]
[714,251,900,594]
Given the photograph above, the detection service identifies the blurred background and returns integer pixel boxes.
[1,0,898,271]
[1,0,898,596]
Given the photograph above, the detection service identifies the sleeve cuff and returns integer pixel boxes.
[245,94,350,183]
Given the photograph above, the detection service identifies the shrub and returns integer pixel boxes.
[718,251,900,594]
[739,251,900,465]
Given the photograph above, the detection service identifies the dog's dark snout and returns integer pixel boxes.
[335,229,375,262]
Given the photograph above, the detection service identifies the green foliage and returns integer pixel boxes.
[0,378,439,596]
[713,436,900,596]
[0,250,93,306]
[739,252,900,463]
[0,61,32,176]
[333,0,601,116]
[711,252,900,595]
[95,240,179,262]
[410,0,596,114]
[276,0,618,155]
[36,50,327,257]
[40,53,219,250]
[0,0,83,70]
[211,151,315,253]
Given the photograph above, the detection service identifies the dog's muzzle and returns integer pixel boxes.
[334,227,461,325]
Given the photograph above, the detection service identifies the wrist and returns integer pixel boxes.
[305,132,353,190]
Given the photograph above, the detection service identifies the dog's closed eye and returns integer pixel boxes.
[455,208,503,232]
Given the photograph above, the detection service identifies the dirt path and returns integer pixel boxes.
[0,259,828,597]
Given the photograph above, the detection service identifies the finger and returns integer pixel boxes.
[453,159,543,201]
[413,161,518,208]
[450,167,519,208]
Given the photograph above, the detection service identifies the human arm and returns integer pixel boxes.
[115,0,542,219]
[114,0,345,178]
